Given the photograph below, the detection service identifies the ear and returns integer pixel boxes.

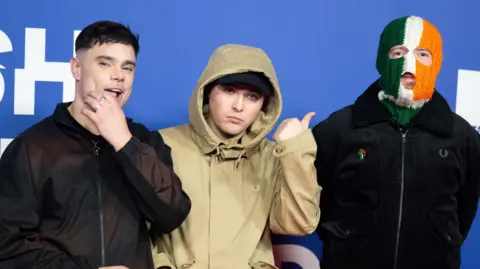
[70,57,81,81]
[203,85,213,105]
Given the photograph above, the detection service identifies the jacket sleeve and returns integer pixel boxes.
[115,130,192,233]
[311,116,338,241]
[268,129,321,235]
[457,127,480,239]
[0,139,91,269]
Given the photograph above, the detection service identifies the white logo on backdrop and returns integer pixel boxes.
[0,30,13,103]
[15,28,80,115]
[0,28,80,157]
[274,244,320,269]
[456,69,480,133]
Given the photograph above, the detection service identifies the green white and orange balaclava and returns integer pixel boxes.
[376,16,443,111]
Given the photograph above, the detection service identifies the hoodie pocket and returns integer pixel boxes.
[321,213,376,240]
[427,212,463,269]
[320,213,376,265]
[177,260,195,269]
[428,212,463,247]
[248,261,279,269]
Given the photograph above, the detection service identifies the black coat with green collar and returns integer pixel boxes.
[312,80,480,269]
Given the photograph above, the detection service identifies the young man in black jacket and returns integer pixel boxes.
[0,21,191,269]
[312,15,480,269]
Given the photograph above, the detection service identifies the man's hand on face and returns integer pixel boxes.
[82,91,133,151]
[273,112,315,142]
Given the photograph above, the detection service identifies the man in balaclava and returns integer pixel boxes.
[376,15,443,125]
[312,15,480,269]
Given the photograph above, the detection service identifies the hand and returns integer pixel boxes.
[99,266,129,269]
[273,112,315,142]
[82,91,132,151]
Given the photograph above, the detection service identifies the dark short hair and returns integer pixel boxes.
[75,20,140,56]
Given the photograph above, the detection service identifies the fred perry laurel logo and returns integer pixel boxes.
[439,148,448,158]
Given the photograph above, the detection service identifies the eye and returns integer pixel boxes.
[123,66,134,72]
[247,94,261,101]
[99,61,109,67]
[390,50,405,59]
[388,46,408,59]
[414,48,432,58]
[419,51,431,58]
[222,87,235,94]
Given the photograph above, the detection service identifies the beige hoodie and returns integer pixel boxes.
[151,44,321,269]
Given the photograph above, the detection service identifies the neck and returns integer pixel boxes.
[381,99,421,126]
[68,101,101,135]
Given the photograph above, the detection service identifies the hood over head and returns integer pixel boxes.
[189,44,282,156]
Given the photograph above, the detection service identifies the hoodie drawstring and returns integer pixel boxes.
[215,145,221,163]
[233,149,246,170]
[211,144,246,170]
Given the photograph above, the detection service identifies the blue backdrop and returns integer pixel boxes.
[1,0,479,268]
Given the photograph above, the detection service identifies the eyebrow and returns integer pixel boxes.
[223,84,262,95]
[95,55,136,67]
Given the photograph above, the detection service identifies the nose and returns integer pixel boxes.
[232,94,244,112]
[403,51,416,77]
[110,67,124,82]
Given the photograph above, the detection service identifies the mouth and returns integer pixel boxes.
[401,72,415,79]
[400,72,416,89]
[104,88,124,99]
[226,116,243,124]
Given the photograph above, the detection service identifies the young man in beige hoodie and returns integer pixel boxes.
[151,44,321,269]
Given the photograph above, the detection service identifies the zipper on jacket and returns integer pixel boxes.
[93,141,106,266]
[393,128,408,269]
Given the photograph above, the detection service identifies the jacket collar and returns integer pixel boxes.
[53,102,133,143]
[53,102,101,142]
[352,80,454,137]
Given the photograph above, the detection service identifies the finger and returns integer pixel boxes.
[276,119,289,130]
[87,91,112,106]
[86,91,102,101]
[81,108,99,123]
[280,118,294,126]
[301,112,316,128]
[84,96,102,111]
[99,93,113,104]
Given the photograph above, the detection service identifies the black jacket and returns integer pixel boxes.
[312,81,480,269]
[0,103,192,269]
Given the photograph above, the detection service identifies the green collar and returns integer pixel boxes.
[381,99,421,126]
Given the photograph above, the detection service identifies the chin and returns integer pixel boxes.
[224,130,243,137]
[220,126,245,137]
[117,100,126,107]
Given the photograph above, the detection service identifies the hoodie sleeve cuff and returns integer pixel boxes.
[153,252,176,269]
[273,129,316,157]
